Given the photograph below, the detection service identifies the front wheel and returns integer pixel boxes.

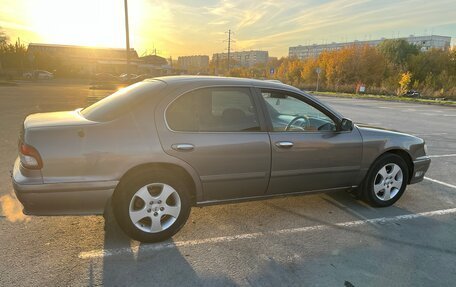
[112,170,191,242]
[362,154,409,207]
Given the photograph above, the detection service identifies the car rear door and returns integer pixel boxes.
[156,86,271,202]
[258,88,363,195]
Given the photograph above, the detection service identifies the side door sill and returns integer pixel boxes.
[195,185,357,207]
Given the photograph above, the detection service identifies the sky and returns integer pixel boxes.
[0,0,455,58]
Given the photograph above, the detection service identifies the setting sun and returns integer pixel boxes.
[25,0,143,48]
[1,0,455,57]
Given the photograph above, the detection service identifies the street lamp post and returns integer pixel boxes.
[124,0,130,75]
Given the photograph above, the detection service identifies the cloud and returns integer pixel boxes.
[208,20,230,26]
[0,0,455,57]
[0,20,33,32]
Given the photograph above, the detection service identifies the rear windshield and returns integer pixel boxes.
[81,80,165,122]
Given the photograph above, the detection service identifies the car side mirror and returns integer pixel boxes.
[339,118,353,131]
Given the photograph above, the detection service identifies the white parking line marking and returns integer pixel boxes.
[424,177,456,189]
[428,154,456,158]
[378,105,430,109]
[413,133,448,136]
[358,123,384,126]
[78,207,456,259]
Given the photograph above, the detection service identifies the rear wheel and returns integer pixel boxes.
[362,154,409,207]
[112,170,191,242]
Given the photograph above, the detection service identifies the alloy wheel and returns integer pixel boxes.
[373,163,403,201]
[129,183,181,233]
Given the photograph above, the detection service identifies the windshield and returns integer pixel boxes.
[81,80,165,122]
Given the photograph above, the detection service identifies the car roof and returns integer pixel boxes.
[144,76,344,120]
[149,75,301,92]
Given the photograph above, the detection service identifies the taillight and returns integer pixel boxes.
[19,142,43,169]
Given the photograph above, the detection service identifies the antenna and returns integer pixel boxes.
[147,43,161,56]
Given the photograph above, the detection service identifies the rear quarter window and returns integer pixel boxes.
[81,80,165,122]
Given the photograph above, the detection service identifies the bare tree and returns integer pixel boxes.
[0,27,8,44]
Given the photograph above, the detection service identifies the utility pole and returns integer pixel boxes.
[215,53,219,75]
[124,0,130,75]
[227,29,231,74]
[224,29,235,75]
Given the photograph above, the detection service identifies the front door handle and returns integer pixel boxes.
[172,143,195,151]
[275,141,294,148]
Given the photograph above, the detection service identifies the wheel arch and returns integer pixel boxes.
[113,162,199,205]
[375,149,414,184]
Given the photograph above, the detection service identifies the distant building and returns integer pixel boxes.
[178,55,209,73]
[27,43,139,75]
[137,54,177,76]
[140,54,168,66]
[212,50,269,67]
[289,35,452,59]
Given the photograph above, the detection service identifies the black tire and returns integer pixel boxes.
[362,153,409,207]
[112,169,191,243]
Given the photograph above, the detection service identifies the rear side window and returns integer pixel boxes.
[166,87,260,132]
[81,80,165,122]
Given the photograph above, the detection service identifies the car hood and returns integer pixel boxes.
[354,122,426,162]
[355,122,423,144]
[24,109,94,130]
[355,123,404,134]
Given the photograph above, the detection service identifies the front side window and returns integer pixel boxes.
[166,87,260,132]
[261,90,336,132]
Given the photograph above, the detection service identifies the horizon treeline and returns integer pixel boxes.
[227,39,456,99]
[1,36,455,99]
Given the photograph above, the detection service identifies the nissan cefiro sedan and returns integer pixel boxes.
[12,76,431,242]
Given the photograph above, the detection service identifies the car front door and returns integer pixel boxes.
[156,86,271,202]
[258,88,363,195]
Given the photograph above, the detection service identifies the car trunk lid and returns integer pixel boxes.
[24,109,95,130]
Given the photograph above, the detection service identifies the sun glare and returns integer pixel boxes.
[26,0,143,48]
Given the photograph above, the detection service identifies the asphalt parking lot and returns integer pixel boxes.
[1,82,455,287]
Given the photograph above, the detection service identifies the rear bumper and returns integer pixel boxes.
[12,158,117,215]
[410,156,431,184]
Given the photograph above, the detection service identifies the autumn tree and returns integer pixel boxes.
[377,39,419,71]
[208,58,240,76]
[314,45,388,91]
[398,71,412,95]
[300,57,320,87]
[408,48,456,96]
[276,58,305,86]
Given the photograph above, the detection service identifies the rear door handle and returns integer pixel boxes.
[172,143,195,151]
[275,141,294,148]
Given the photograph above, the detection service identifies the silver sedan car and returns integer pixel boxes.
[12,76,431,242]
